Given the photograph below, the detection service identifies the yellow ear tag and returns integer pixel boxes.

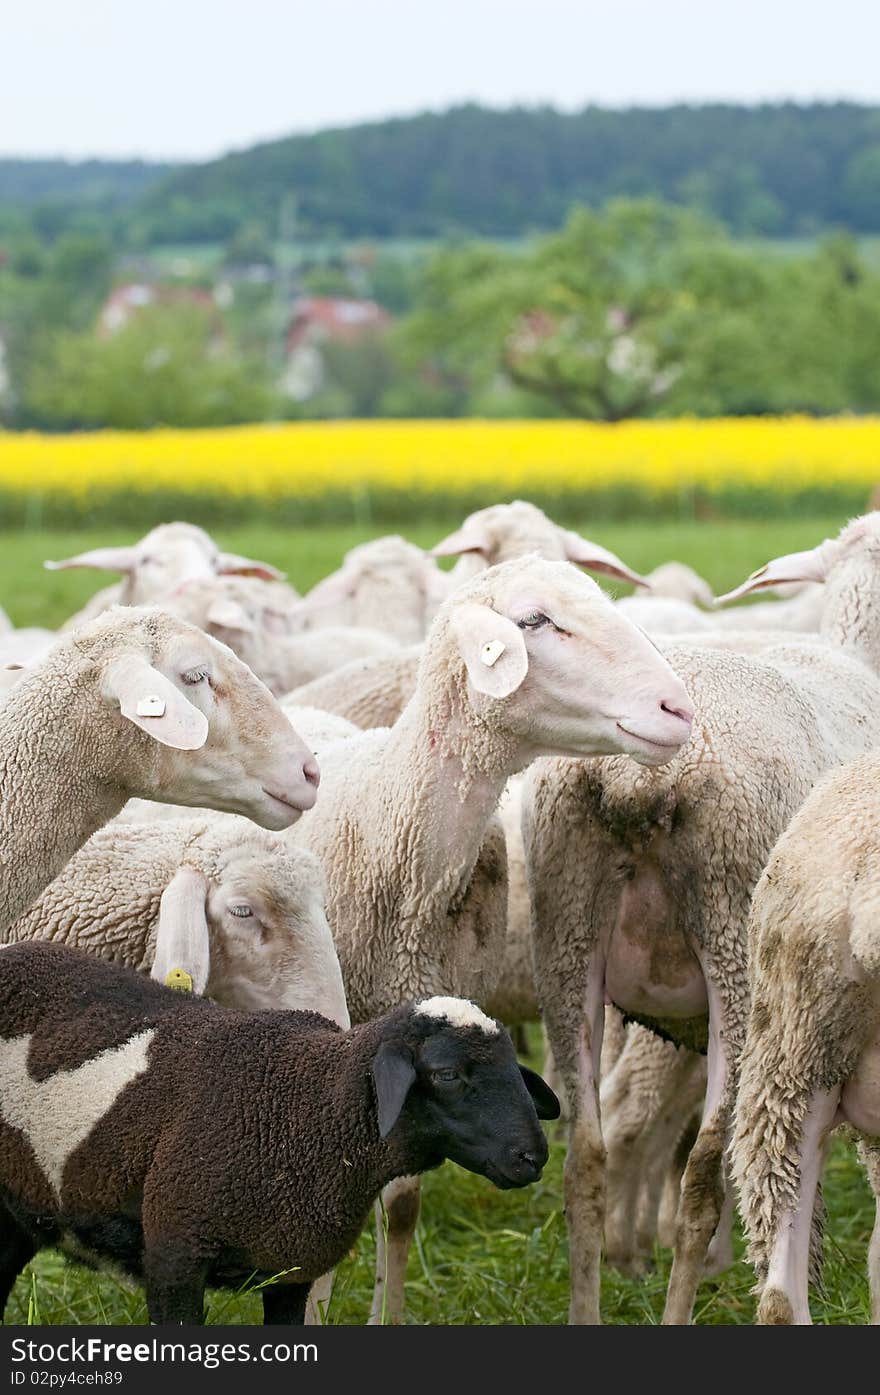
[165,967,194,994]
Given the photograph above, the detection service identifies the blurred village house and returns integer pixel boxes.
[280,295,392,400]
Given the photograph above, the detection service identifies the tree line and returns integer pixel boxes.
[3,103,880,247]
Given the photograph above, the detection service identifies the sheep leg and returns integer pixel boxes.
[636,1060,707,1262]
[305,1269,335,1325]
[861,1140,880,1325]
[703,1163,735,1277]
[368,1175,420,1325]
[0,1203,35,1319]
[662,977,731,1325]
[756,1085,839,1325]
[143,1245,210,1325]
[657,1115,698,1247]
[560,957,606,1324]
[262,1281,311,1325]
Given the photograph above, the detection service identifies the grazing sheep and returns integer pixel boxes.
[0,605,319,932]
[292,536,449,644]
[0,943,558,1324]
[287,554,694,1322]
[4,817,347,1029]
[51,522,283,631]
[431,500,649,590]
[730,749,880,1324]
[523,512,880,1324]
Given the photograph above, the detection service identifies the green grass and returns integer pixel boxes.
[0,511,851,629]
[2,508,875,1324]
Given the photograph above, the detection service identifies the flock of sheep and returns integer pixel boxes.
[0,500,878,1326]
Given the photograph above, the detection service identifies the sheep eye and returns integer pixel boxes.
[229,904,253,919]
[431,1067,459,1084]
[517,611,550,630]
[182,665,211,686]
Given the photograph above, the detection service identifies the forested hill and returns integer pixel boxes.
[0,158,172,238]
[137,102,880,243]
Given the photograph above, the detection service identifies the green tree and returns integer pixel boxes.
[26,302,273,428]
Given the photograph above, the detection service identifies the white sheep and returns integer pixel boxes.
[50,522,284,631]
[6,816,347,1027]
[167,574,400,695]
[285,553,694,1323]
[292,535,449,643]
[283,647,422,729]
[730,752,880,1324]
[0,605,319,933]
[431,499,649,589]
[523,512,880,1325]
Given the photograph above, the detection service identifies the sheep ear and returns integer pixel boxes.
[216,552,285,582]
[562,531,650,589]
[451,603,528,699]
[151,867,210,996]
[431,523,491,559]
[206,599,255,634]
[372,1041,417,1139]
[302,570,354,610]
[716,542,834,605]
[44,545,138,575]
[519,1064,561,1120]
[103,656,209,751]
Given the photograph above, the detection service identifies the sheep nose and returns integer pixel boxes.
[303,757,320,790]
[660,698,694,732]
[514,1147,544,1179]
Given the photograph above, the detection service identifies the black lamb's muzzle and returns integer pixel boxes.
[481,1125,550,1189]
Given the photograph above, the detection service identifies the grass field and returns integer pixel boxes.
[2,508,875,1325]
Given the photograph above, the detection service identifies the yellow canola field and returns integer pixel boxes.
[1,417,879,501]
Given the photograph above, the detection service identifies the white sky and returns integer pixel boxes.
[2,0,879,162]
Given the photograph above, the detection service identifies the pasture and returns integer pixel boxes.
[3,510,874,1324]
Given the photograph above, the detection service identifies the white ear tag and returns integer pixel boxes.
[481,640,506,667]
[136,695,167,718]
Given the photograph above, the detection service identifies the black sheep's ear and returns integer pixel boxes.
[519,1064,561,1120]
[372,1041,417,1139]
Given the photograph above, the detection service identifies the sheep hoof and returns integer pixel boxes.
[757,1287,795,1325]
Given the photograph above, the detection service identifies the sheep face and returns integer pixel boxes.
[46,522,281,607]
[294,536,443,642]
[373,1001,559,1189]
[204,846,348,1025]
[83,607,320,827]
[447,557,694,767]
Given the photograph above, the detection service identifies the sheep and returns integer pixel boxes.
[282,524,655,728]
[283,647,423,729]
[730,749,880,1324]
[285,554,694,1322]
[616,596,714,635]
[523,512,880,1324]
[50,522,284,631]
[644,562,714,608]
[0,605,319,933]
[291,535,449,644]
[0,942,559,1325]
[4,816,347,1029]
[712,580,824,632]
[431,499,649,590]
[166,574,400,696]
